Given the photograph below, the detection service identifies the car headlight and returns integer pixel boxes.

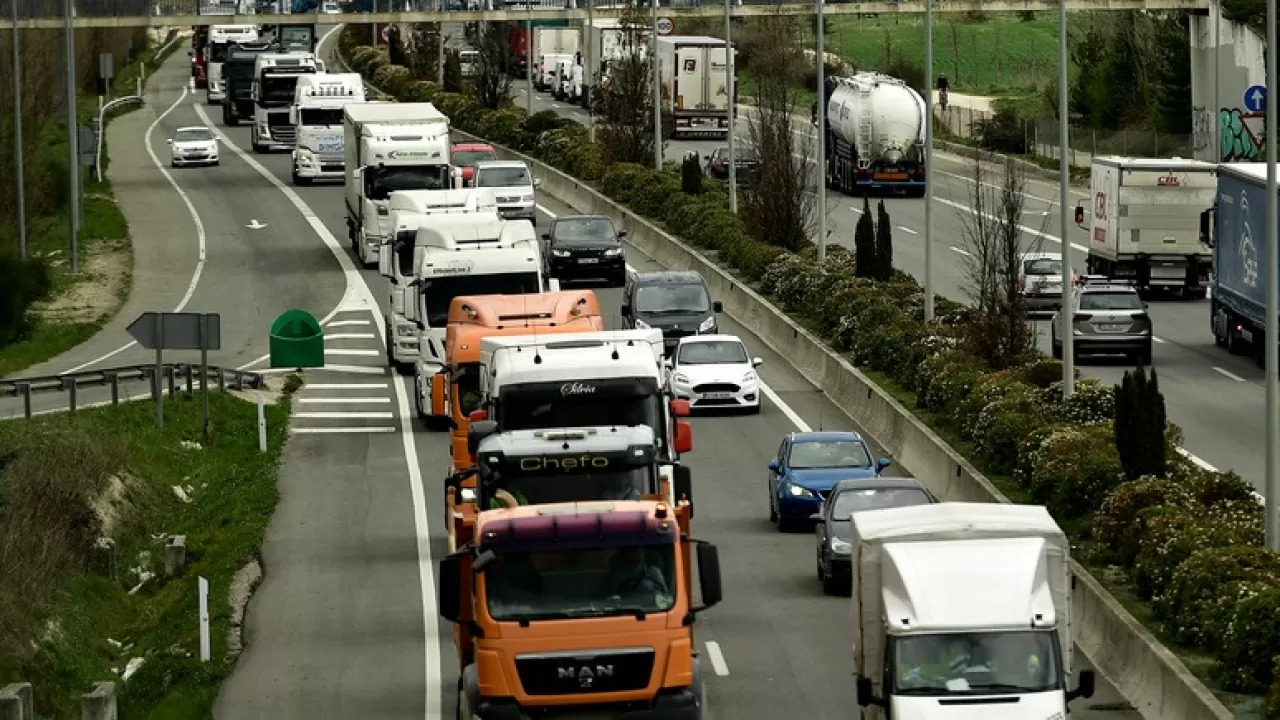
[741,371,757,383]
[604,247,623,256]
[672,373,689,384]
[698,316,716,333]
[830,538,852,554]
[520,195,534,203]
[787,484,813,498]
[459,487,476,503]
[552,248,571,257]
[634,318,650,329]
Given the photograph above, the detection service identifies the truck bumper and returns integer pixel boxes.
[673,115,729,138]
[292,153,345,179]
[389,316,420,363]
[207,88,225,103]
[475,687,700,720]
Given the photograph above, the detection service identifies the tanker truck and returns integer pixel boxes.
[823,72,927,197]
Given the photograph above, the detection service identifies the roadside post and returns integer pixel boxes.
[126,312,223,431]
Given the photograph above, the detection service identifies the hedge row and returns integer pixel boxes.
[338,31,1280,707]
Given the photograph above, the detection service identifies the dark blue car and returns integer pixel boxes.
[766,431,891,532]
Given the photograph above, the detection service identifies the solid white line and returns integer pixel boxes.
[304,382,390,390]
[897,226,918,235]
[1152,337,1167,344]
[704,641,730,676]
[324,319,372,327]
[297,397,392,404]
[255,364,389,375]
[295,411,395,419]
[64,83,210,374]
[194,52,444,719]
[325,348,381,357]
[1213,366,1247,382]
[290,426,397,434]
[850,206,863,215]
[931,195,1091,255]
[325,333,377,340]
[949,246,972,257]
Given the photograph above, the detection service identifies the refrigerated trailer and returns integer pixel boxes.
[656,36,732,139]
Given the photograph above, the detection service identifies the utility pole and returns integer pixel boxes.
[12,0,26,258]
[586,0,595,142]
[815,0,826,262]
[64,0,80,274]
[724,0,735,212]
[436,23,444,87]
[525,12,533,114]
[1058,0,1074,397]
[923,0,934,320]
[651,0,661,171]
[1264,0,1279,550]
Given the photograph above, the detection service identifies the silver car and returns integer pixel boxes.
[471,160,540,223]
[1051,276,1153,365]
[1018,252,1067,314]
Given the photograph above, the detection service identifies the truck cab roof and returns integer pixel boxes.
[389,188,499,216]
[343,101,448,124]
[482,329,665,388]
[448,291,601,329]
[475,500,679,551]
[1092,155,1217,172]
[1217,162,1274,185]
[476,425,658,461]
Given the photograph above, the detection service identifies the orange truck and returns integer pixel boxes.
[439,499,721,719]
[432,292,605,549]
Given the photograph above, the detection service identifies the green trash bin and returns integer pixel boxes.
[269,309,325,369]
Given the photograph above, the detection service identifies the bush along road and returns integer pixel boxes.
[338,29,1279,715]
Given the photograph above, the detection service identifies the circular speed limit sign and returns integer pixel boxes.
[656,16,674,35]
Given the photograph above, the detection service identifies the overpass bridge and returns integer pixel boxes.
[0,0,1210,29]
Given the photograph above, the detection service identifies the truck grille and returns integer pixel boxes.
[515,648,655,696]
[267,113,295,144]
[693,383,739,394]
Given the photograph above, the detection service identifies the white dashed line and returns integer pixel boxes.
[949,246,972,257]
[296,397,393,404]
[897,226,918,235]
[293,411,395,420]
[705,641,731,676]
[1152,337,1166,344]
[1213,366,1246,382]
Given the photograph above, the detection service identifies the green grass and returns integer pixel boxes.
[0,390,291,719]
[737,68,817,116]
[826,13,1063,97]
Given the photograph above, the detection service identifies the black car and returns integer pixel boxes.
[704,146,759,184]
[621,271,722,355]
[541,215,627,286]
[812,477,936,595]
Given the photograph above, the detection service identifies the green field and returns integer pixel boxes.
[825,13,1062,97]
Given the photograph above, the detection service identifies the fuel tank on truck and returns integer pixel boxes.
[825,72,926,163]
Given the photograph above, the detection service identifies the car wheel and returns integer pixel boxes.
[745,401,762,415]
[816,552,825,581]
[822,573,844,596]
[768,493,777,523]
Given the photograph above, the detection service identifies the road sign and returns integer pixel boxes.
[77,125,98,167]
[127,312,222,351]
[656,16,674,36]
[98,52,115,81]
[1245,85,1267,113]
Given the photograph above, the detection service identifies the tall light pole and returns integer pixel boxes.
[64,0,80,274]
[651,0,661,170]
[12,0,27,258]
[815,0,826,262]
[1264,0,1279,550]
[586,0,595,142]
[436,23,444,87]
[525,10,533,114]
[923,0,934,320]
[724,0,735,211]
[1058,0,1073,396]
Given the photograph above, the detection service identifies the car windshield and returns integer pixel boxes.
[454,150,496,166]
[634,283,710,314]
[891,631,1061,695]
[485,544,677,622]
[831,487,930,521]
[368,165,453,200]
[678,341,747,366]
[789,440,871,469]
[1079,291,1142,311]
[1024,258,1062,276]
[421,272,541,328]
[299,108,343,126]
[174,129,214,143]
[475,166,531,187]
[488,464,654,506]
[554,218,617,242]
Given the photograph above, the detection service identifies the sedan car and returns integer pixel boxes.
[812,477,936,595]
[767,432,892,532]
[542,214,627,286]
[666,335,762,413]
[1051,276,1153,364]
[1018,252,1068,314]
[452,142,497,185]
[167,126,219,167]
[704,146,759,184]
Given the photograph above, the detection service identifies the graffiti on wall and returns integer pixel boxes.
[1192,107,1214,157]
[1221,107,1265,161]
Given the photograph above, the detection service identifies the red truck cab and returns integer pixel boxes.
[451,142,498,186]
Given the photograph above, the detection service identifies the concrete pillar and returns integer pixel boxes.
[164,536,186,577]
[0,683,33,720]
[81,682,116,720]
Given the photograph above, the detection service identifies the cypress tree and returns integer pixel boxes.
[855,196,876,278]
[1144,368,1168,477]
[874,200,894,281]
[1115,365,1168,480]
[1114,371,1135,479]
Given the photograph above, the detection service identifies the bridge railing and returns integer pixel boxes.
[0,363,266,418]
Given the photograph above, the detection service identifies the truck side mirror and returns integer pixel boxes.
[1200,208,1215,247]
[694,542,722,609]
[430,372,448,417]
[288,107,298,125]
[620,303,631,316]
[438,554,462,623]
[1067,670,1096,702]
[467,419,498,459]
[712,300,723,313]
[855,675,881,707]
[533,178,542,188]
[674,420,692,454]
[674,465,693,514]
[1074,204,1085,227]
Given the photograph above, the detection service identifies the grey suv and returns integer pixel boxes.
[1051,276,1153,365]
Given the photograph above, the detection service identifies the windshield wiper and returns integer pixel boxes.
[962,683,1047,694]
[645,309,703,315]
[501,606,652,622]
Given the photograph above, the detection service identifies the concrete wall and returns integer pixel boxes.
[1190,1,1266,161]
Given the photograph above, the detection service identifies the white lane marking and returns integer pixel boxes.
[850,206,863,215]
[933,195,1090,255]
[64,83,210,374]
[196,66,444,720]
[304,382,390,390]
[1213,366,1246,382]
[325,333,377,341]
[325,319,372,327]
[237,305,381,371]
[898,226,918,235]
[324,348,380,357]
[295,411,395,419]
[949,246,972,257]
[297,397,392,404]
[705,641,730,676]
[290,426,397,434]
[1152,337,1167,344]
[256,364,389,375]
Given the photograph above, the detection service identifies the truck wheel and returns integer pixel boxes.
[1185,288,1207,300]
[292,169,310,185]
[822,573,845,596]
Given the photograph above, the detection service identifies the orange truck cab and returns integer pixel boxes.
[439,500,721,720]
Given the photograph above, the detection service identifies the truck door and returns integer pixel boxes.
[676,46,706,112]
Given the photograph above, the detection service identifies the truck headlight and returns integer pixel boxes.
[830,538,852,554]
[520,195,534,203]
[396,325,416,337]
[698,316,716,333]
[552,249,571,258]
[787,484,813,498]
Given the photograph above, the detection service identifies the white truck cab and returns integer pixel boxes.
[471,160,540,223]
[250,52,322,152]
[538,52,575,92]
[290,73,366,185]
[851,502,1096,720]
[206,24,259,103]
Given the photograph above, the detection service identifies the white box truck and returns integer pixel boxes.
[290,72,366,185]
[851,502,1096,720]
[582,19,624,107]
[656,36,732,139]
[1075,156,1217,296]
[343,102,458,268]
[205,24,259,103]
[533,26,580,91]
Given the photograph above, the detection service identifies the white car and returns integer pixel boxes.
[167,126,219,167]
[666,334,763,413]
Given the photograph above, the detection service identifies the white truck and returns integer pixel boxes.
[656,36,732,139]
[824,72,927,197]
[582,19,625,107]
[250,52,322,153]
[290,73,366,185]
[533,26,580,91]
[1075,156,1216,297]
[380,188,503,371]
[850,502,1096,720]
[205,24,259,104]
[343,102,458,267]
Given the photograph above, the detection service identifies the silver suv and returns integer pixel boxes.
[1051,276,1153,365]
[1018,252,1067,314]
[471,160,539,223]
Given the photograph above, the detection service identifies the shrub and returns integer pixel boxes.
[681,152,702,195]
[0,250,53,348]
[1027,425,1122,521]
[1217,584,1280,692]
[1092,476,1194,567]
[1040,378,1115,426]
[1132,502,1263,601]
[917,349,988,415]
[1160,546,1280,647]
[348,46,379,74]
[402,80,440,102]
[970,383,1046,474]
[373,64,413,98]
[363,51,391,80]
[1185,468,1258,507]
[957,371,1026,441]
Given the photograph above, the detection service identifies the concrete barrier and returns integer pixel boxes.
[81,682,116,720]
[0,683,33,720]
[453,128,1234,720]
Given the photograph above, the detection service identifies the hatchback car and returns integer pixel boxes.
[766,432,892,532]
[542,214,627,286]
[453,142,498,185]
[667,335,763,413]
[812,477,935,595]
[1018,251,1068,314]
[472,160,539,222]
[704,146,759,184]
[1051,276,1153,364]
[167,126,219,167]
[621,270,723,356]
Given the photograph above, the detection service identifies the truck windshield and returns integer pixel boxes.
[485,544,677,621]
[890,631,1060,695]
[497,390,664,446]
[210,43,231,62]
[368,165,453,200]
[485,464,654,507]
[299,108,344,126]
[261,75,301,104]
[454,363,483,417]
[421,273,541,328]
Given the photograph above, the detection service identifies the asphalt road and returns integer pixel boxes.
[512,82,1264,493]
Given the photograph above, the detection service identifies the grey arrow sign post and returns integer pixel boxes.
[126,312,222,439]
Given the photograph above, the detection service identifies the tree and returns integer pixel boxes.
[406,23,443,80]
[874,200,894,281]
[957,155,1039,368]
[740,13,816,252]
[387,25,408,67]
[681,152,702,195]
[854,197,876,277]
[591,0,666,165]
[464,22,516,109]
[1114,365,1168,481]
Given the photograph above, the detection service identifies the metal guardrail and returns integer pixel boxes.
[0,364,266,418]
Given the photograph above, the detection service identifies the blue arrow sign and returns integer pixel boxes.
[1245,85,1267,113]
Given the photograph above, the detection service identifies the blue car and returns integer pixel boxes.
[766,431,892,532]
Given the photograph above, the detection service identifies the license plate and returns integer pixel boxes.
[1097,323,1127,332]
[317,142,342,152]
[874,172,908,181]
[700,392,733,399]
[578,257,598,264]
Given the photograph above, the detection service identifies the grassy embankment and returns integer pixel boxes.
[0,34,187,378]
[0,387,293,718]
